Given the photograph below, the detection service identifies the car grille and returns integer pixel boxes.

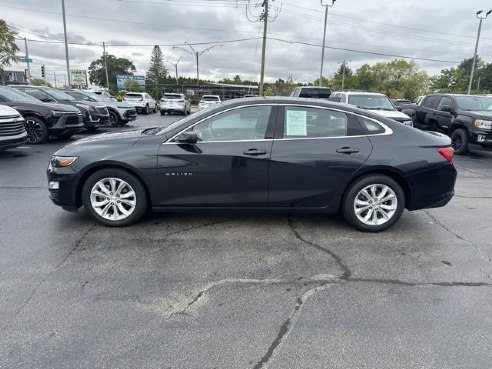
[124,109,137,118]
[0,117,25,137]
[65,115,81,126]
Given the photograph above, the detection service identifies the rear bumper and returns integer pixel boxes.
[405,163,457,211]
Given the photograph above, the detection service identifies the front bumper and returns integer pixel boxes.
[117,107,138,121]
[0,131,28,150]
[470,130,492,147]
[49,114,84,136]
[47,163,81,211]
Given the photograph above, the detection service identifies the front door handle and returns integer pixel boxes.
[336,147,359,154]
[243,149,267,156]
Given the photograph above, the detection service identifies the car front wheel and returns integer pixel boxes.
[24,116,49,144]
[450,128,469,155]
[108,110,120,127]
[82,168,148,226]
[342,175,405,232]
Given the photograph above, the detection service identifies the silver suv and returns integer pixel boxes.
[333,91,413,126]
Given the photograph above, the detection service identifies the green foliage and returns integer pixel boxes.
[125,79,141,92]
[431,57,486,93]
[88,54,136,93]
[315,59,430,100]
[32,77,52,87]
[0,19,20,85]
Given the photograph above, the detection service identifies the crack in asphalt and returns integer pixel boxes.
[166,277,331,320]
[0,224,96,333]
[160,219,229,238]
[287,216,352,279]
[252,284,331,369]
[425,211,492,278]
[454,194,492,199]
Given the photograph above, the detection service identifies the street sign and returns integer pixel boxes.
[20,57,33,63]
[70,70,88,87]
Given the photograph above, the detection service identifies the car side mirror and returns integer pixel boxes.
[174,131,198,144]
[440,105,454,114]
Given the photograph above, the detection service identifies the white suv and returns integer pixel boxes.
[332,91,413,126]
[160,93,191,116]
[198,95,221,110]
[123,92,156,114]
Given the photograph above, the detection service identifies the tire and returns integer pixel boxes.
[153,106,156,113]
[160,110,165,116]
[451,128,469,155]
[82,168,148,227]
[144,104,150,114]
[108,110,120,127]
[342,174,405,232]
[24,116,49,144]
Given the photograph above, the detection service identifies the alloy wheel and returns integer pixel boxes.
[90,177,137,221]
[451,135,462,151]
[353,184,397,226]
[25,119,44,143]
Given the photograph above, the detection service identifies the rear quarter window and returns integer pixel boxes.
[358,116,386,134]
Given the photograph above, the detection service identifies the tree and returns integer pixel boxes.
[88,54,136,92]
[125,79,141,92]
[146,45,167,99]
[431,57,483,93]
[32,77,52,87]
[0,19,20,85]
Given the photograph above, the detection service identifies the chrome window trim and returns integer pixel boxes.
[163,103,392,144]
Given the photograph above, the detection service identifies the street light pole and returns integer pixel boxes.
[259,0,269,96]
[61,0,71,87]
[173,43,222,87]
[319,0,336,87]
[468,10,492,95]
[103,42,110,89]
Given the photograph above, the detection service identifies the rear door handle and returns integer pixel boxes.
[336,147,359,154]
[243,149,267,156]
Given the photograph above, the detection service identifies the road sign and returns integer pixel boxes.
[20,57,33,63]
[70,70,88,87]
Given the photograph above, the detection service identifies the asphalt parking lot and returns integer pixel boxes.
[1,113,492,369]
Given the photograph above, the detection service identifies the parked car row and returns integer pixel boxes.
[0,85,138,146]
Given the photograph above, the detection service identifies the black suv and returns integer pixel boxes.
[0,86,83,144]
[290,86,332,99]
[405,94,492,154]
[12,86,109,131]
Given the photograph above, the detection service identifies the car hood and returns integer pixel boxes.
[7,101,80,113]
[460,110,492,119]
[60,129,146,152]
[368,109,411,120]
[0,104,21,116]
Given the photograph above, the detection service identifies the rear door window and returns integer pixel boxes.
[282,107,352,138]
[422,95,440,109]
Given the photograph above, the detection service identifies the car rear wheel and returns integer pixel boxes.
[82,168,148,226]
[24,116,49,144]
[144,104,150,114]
[108,110,120,127]
[451,128,469,155]
[342,175,405,232]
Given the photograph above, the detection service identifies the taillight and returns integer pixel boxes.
[438,147,454,162]
[178,99,184,103]
[139,98,143,101]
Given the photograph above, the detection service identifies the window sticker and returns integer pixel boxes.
[286,110,307,136]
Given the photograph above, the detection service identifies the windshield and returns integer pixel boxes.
[454,96,492,111]
[0,86,42,103]
[66,91,96,101]
[348,95,395,110]
[44,88,76,101]
[201,96,219,102]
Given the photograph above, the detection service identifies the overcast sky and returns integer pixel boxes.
[3,0,492,86]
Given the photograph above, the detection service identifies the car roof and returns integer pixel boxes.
[296,86,331,90]
[336,91,387,97]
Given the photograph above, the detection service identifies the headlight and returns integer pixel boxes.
[51,155,78,168]
[403,120,413,126]
[76,103,95,112]
[474,119,492,130]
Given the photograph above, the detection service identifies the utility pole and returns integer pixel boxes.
[61,0,71,87]
[319,0,337,87]
[259,0,269,96]
[468,10,491,95]
[103,42,110,89]
[340,59,350,91]
[24,37,32,85]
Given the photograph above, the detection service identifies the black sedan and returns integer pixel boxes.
[47,97,457,232]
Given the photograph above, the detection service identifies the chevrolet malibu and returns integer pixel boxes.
[47,97,456,232]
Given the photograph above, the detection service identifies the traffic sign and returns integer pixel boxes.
[20,57,33,63]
